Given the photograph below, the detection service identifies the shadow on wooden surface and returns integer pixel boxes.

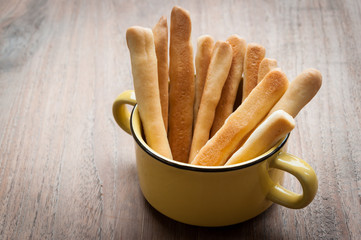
[139,196,284,239]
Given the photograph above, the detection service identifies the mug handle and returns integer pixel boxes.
[112,90,137,135]
[266,152,318,209]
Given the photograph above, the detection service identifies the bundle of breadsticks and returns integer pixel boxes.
[125,6,322,166]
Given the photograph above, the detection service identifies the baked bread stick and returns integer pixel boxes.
[193,35,214,125]
[258,58,278,83]
[211,35,247,136]
[168,6,195,163]
[225,110,295,165]
[189,41,233,162]
[242,43,266,102]
[191,69,289,166]
[126,27,173,159]
[238,68,320,149]
[152,16,169,131]
[268,68,322,118]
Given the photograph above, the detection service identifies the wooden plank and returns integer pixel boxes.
[0,0,360,239]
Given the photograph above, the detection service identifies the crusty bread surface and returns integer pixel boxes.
[268,68,322,118]
[225,110,295,165]
[242,43,266,102]
[191,69,289,166]
[152,16,169,131]
[168,6,195,163]
[258,58,278,83]
[193,35,214,125]
[189,41,233,162]
[211,35,247,137]
[126,26,173,159]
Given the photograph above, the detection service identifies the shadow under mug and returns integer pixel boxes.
[112,90,318,227]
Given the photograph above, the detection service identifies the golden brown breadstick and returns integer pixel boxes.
[191,69,289,166]
[211,35,247,136]
[126,27,172,159]
[189,41,233,162]
[267,68,322,118]
[258,58,277,83]
[242,43,266,102]
[152,16,169,131]
[193,35,214,125]
[168,6,195,163]
[225,110,295,165]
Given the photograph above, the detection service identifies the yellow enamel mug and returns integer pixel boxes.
[112,90,318,227]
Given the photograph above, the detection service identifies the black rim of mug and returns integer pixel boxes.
[130,104,289,172]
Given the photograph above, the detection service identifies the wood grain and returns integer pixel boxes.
[0,0,360,239]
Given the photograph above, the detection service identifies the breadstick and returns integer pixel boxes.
[189,41,233,162]
[126,27,172,159]
[225,110,295,165]
[168,6,195,163]
[193,35,214,125]
[191,69,289,166]
[211,35,247,136]
[152,16,169,131]
[238,68,320,149]
[267,68,322,118]
[242,43,266,102]
[258,58,277,83]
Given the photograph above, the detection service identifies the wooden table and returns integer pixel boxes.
[1,0,360,239]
